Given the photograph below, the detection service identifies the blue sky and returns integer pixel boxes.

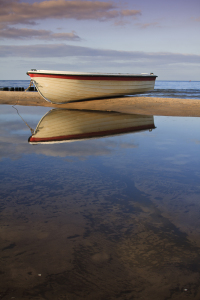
[0,0,200,80]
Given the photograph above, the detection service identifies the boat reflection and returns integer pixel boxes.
[28,109,155,144]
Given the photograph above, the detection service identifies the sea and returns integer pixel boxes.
[0,80,200,299]
[0,80,200,98]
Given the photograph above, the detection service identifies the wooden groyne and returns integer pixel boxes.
[0,91,200,117]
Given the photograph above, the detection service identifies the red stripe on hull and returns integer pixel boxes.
[29,124,155,143]
[29,73,156,81]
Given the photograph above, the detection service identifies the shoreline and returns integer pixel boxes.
[0,91,200,117]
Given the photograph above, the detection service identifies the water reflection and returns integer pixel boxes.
[28,109,155,144]
[1,105,200,299]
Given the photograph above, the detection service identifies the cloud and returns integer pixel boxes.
[121,10,141,17]
[0,43,199,66]
[0,27,81,41]
[136,22,160,29]
[0,0,141,40]
[192,17,200,22]
[0,0,141,25]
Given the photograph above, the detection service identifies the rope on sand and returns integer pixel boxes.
[25,79,33,92]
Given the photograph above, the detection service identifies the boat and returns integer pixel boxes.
[28,109,155,144]
[26,70,157,104]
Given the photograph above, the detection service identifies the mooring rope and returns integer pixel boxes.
[12,105,34,134]
[25,79,33,92]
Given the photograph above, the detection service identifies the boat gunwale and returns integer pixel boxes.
[27,71,157,81]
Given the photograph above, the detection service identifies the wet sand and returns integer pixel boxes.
[0,91,200,116]
[1,162,200,300]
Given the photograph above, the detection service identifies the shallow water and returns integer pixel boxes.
[141,80,200,99]
[0,105,200,299]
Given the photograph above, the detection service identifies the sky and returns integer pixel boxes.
[0,0,200,80]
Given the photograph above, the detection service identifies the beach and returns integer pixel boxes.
[1,90,200,117]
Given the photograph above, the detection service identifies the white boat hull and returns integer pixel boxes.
[27,70,157,104]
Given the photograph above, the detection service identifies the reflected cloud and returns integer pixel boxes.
[0,133,113,160]
[0,107,155,160]
[1,105,200,298]
[165,154,191,165]
[193,140,200,144]
[120,143,138,149]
